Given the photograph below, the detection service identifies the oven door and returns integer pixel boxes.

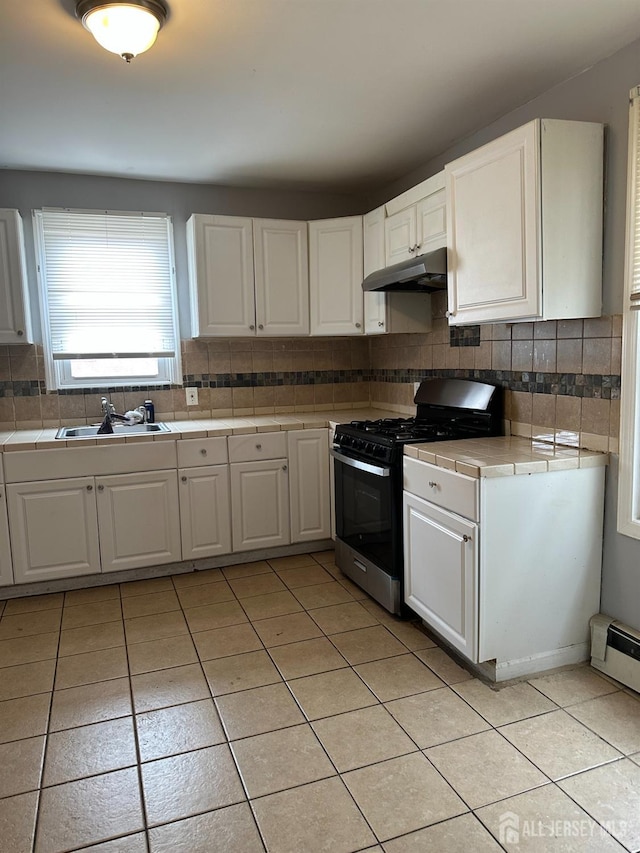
[331,448,401,577]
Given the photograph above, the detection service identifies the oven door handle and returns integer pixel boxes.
[330,448,391,478]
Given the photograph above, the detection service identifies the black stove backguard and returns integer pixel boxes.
[332,378,503,614]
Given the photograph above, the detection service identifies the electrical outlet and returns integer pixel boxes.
[186,387,198,406]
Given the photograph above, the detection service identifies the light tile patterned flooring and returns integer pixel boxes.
[0,551,639,852]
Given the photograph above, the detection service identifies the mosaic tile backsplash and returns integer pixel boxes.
[0,292,622,453]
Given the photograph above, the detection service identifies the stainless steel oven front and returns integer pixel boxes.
[331,448,403,614]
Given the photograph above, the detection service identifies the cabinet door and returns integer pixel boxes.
[7,478,100,583]
[0,484,13,587]
[445,121,540,324]
[416,188,446,254]
[187,214,256,336]
[179,465,232,560]
[309,217,364,335]
[328,427,336,541]
[0,210,32,344]
[230,459,290,552]
[403,491,477,661]
[363,206,387,335]
[288,429,330,543]
[97,470,181,572]
[385,206,416,266]
[253,219,309,336]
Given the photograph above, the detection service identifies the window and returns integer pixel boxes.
[33,208,181,390]
[618,87,640,539]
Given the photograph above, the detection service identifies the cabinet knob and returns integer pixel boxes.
[378,321,384,327]
[355,322,361,329]
[256,443,262,450]
[445,310,455,319]
[181,475,187,483]
[428,481,438,489]
[17,330,23,337]
[282,464,288,471]
[200,448,207,456]
[462,534,471,543]
[408,245,415,254]
[249,324,255,331]
[258,324,264,330]
[97,484,104,492]
[86,485,93,492]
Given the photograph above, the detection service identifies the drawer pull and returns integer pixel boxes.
[354,559,367,573]
[200,448,207,456]
[256,443,262,450]
[462,534,471,543]
[428,481,438,489]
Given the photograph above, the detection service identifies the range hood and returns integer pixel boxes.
[362,247,447,293]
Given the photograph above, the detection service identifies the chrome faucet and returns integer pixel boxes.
[100,396,116,416]
[97,397,147,434]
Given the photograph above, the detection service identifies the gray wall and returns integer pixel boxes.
[0,169,365,338]
[368,36,640,629]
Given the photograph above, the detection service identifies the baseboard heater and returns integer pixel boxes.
[590,613,640,693]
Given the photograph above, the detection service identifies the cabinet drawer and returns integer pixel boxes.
[404,456,478,521]
[177,437,228,468]
[228,432,286,462]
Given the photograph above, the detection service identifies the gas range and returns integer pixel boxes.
[331,378,502,615]
[334,379,503,464]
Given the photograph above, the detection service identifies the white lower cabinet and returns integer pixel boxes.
[179,465,232,560]
[8,478,101,583]
[230,459,290,552]
[288,428,330,543]
[404,455,606,679]
[404,491,477,661]
[96,470,181,573]
[1,428,334,587]
[7,468,180,583]
[0,461,14,586]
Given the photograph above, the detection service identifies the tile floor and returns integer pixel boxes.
[0,551,639,852]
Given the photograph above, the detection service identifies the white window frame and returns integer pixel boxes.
[33,208,182,391]
[618,86,640,539]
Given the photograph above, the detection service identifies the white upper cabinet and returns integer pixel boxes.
[363,206,387,335]
[253,219,309,336]
[384,172,447,266]
[187,214,309,337]
[309,216,364,336]
[187,214,255,336]
[445,118,604,325]
[364,205,433,335]
[0,210,33,344]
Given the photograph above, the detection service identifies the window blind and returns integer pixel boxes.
[35,209,177,358]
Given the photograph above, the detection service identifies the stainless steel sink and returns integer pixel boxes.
[56,422,170,439]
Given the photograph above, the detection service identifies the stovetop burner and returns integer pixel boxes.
[334,379,503,464]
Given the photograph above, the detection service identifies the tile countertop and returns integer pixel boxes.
[404,435,609,478]
[0,409,399,452]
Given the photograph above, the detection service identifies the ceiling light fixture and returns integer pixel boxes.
[76,1,168,63]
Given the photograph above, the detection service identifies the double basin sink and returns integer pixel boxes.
[56,423,170,439]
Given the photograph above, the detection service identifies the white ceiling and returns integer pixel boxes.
[1,0,640,193]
